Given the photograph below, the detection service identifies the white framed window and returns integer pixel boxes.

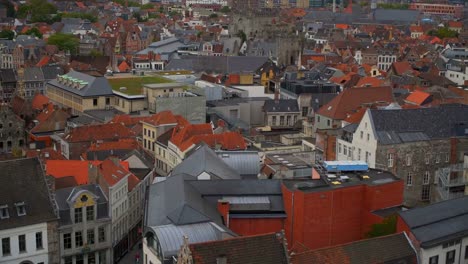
[15,202,26,216]
[445,152,450,163]
[423,171,430,185]
[343,146,347,156]
[338,143,342,154]
[406,154,412,166]
[388,153,394,168]
[358,148,361,160]
[367,133,370,141]
[0,205,8,219]
[360,131,363,139]
[436,154,440,163]
[407,172,413,186]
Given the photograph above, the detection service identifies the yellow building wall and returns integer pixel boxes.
[239,74,254,85]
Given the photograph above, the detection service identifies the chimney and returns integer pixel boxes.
[274,87,280,103]
[217,200,230,227]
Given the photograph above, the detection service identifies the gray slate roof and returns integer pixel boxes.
[0,158,57,230]
[165,56,269,74]
[171,144,241,180]
[25,67,45,82]
[48,70,113,97]
[264,99,300,113]
[41,65,64,80]
[55,184,109,226]
[399,196,468,248]
[370,104,468,145]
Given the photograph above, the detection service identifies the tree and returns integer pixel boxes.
[141,3,153,9]
[47,33,79,54]
[237,30,246,43]
[220,6,230,13]
[16,0,57,23]
[428,27,458,39]
[366,215,397,238]
[90,49,103,57]
[209,13,218,19]
[0,29,14,40]
[21,27,42,38]
[61,12,98,23]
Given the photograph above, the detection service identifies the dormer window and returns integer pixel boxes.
[15,202,26,216]
[0,205,9,219]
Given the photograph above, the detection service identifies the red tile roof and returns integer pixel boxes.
[88,138,139,151]
[112,111,186,127]
[343,107,367,124]
[355,76,385,87]
[97,158,139,191]
[316,86,394,120]
[36,56,51,67]
[118,60,131,72]
[410,25,423,32]
[26,147,64,160]
[31,94,50,110]
[448,21,462,28]
[391,61,414,76]
[64,123,134,142]
[405,90,431,106]
[46,160,95,185]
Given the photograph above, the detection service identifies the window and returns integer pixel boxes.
[367,133,370,141]
[36,232,43,250]
[98,227,105,242]
[99,251,106,264]
[63,233,71,249]
[64,257,73,264]
[338,143,342,154]
[286,116,291,126]
[365,151,370,163]
[464,245,468,259]
[93,98,98,106]
[360,131,363,139]
[302,107,308,117]
[280,116,285,126]
[407,172,413,186]
[421,185,430,201]
[445,152,450,163]
[387,153,394,168]
[88,253,96,264]
[86,206,94,221]
[75,231,83,247]
[18,234,26,252]
[436,154,440,163]
[446,250,455,264]
[87,229,95,245]
[317,116,320,123]
[272,116,276,126]
[0,205,8,219]
[15,202,26,216]
[75,207,82,223]
[425,153,431,164]
[327,119,331,127]
[406,154,412,166]
[343,146,347,156]
[76,254,84,264]
[423,171,430,185]
[2,237,10,256]
[105,97,110,105]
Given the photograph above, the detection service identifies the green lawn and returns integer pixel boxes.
[108,75,173,95]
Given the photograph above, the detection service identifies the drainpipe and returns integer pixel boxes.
[290,191,294,245]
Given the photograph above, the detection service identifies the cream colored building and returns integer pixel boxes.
[46,70,114,114]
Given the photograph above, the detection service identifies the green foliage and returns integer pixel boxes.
[61,12,98,23]
[90,49,103,57]
[237,30,246,43]
[220,6,230,13]
[169,11,181,17]
[366,215,397,238]
[21,27,43,38]
[16,0,58,23]
[47,33,79,54]
[133,12,148,22]
[141,3,154,9]
[0,29,14,40]
[0,0,16,17]
[359,1,368,6]
[209,13,218,18]
[377,3,409,9]
[113,0,140,7]
[428,27,459,39]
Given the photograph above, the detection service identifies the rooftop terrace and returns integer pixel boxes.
[107,74,173,95]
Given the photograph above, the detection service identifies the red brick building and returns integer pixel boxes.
[282,164,404,250]
[409,3,463,19]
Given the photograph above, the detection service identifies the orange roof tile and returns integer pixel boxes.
[343,107,367,124]
[112,111,186,127]
[448,21,462,28]
[46,160,94,185]
[410,25,423,32]
[405,90,431,106]
[178,132,247,152]
[64,123,134,142]
[98,158,140,191]
[31,93,50,110]
[391,61,413,76]
[335,24,349,30]
[317,86,394,120]
[118,60,131,72]
[36,56,51,67]
[88,138,139,152]
[355,76,385,87]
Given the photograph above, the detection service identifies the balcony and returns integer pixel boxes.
[436,185,465,201]
[437,164,467,187]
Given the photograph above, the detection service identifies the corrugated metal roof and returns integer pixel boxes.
[222,196,270,205]
[150,222,225,257]
[216,151,260,177]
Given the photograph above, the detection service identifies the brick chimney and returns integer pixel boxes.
[217,200,230,227]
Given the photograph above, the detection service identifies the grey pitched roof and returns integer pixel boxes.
[372,9,421,23]
[165,56,269,74]
[370,104,468,144]
[0,158,57,230]
[25,67,45,82]
[399,196,468,248]
[146,174,223,227]
[0,69,17,83]
[264,99,300,113]
[216,151,260,178]
[47,70,113,97]
[41,65,64,80]
[171,144,241,180]
[55,184,109,225]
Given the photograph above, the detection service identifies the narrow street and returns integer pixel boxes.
[117,240,143,264]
